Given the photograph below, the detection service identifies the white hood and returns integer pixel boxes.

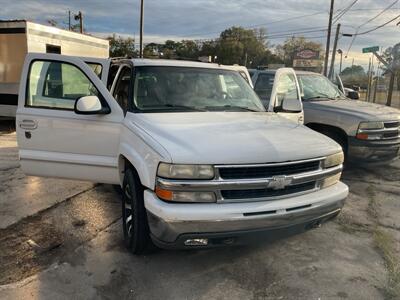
[129,112,342,164]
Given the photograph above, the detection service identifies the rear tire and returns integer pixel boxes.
[122,168,151,254]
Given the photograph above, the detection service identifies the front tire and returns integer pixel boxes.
[122,168,151,254]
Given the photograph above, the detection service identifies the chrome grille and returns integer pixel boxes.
[218,160,320,179]
[383,121,400,140]
[384,121,400,129]
[156,158,344,203]
[221,181,316,200]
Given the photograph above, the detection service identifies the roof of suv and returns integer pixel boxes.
[124,58,231,70]
[253,69,321,76]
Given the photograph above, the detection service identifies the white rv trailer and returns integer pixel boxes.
[0,20,109,119]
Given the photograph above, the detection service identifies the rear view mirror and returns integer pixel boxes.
[282,98,302,113]
[74,96,110,115]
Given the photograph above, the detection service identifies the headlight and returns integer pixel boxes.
[323,152,344,168]
[357,121,385,140]
[358,121,384,130]
[157,163,215,179]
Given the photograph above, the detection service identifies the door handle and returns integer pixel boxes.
[19,119,38,130]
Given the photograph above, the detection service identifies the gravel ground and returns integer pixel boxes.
[0,126,399,300]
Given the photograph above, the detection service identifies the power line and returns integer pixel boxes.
[180,11,327,38]
[344,0,400,56]
[358,0,399,28]
[333,0,359,23]
[356,14,400,35]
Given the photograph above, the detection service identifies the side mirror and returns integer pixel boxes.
[281,98,302,113]
[74,96,110,115]
[347,91,359,100]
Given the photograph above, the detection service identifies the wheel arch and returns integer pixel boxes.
[306,123,349,151]
[117,153,152,189]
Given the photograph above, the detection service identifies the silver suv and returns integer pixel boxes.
[252,70,400,164]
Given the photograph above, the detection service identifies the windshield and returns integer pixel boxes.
[298,74,345,101]
[133,66,265,112]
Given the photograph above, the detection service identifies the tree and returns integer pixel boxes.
[176,40,200,59]
[381,43,400,90]
[275,37,323,67]
[213,27,268,66]
[108,34,137,58]
[340,65,368,88]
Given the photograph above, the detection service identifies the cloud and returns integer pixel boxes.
[1,0,399,58]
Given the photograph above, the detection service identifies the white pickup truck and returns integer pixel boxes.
[16,54,348,253]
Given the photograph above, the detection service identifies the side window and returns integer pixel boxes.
[112,66,131,113]
[27,61,99,110]
[87,63,103,78]
[274,73,298,109]
[254,73,275,107]
[107,65,120,90]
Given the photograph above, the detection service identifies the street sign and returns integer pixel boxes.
[362,46,379,53]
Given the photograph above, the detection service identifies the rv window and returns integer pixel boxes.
[46,45,61,54]
[27,61,99,110]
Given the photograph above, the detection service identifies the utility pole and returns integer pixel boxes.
[68,10,71,31]
[74,11,83,33]
[139,0,144,58]
[366,57,372,101]
[324,0,335,76]
[338,49,343,74]
[329,23,341,79]
[387,72,395,106]
[373,61,380,103]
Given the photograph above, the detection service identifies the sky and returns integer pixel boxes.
[1,0,399,70]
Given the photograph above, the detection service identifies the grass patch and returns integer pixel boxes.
[374,229,400,299]
[367,186,379,220]
[336,214,370,234]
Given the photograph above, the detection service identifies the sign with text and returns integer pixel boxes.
[362,46,379,53]
[293,59,322,68]
[294,49,320,60]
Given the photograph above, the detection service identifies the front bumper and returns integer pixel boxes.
[144,182,348,249]
[348,137,400,164]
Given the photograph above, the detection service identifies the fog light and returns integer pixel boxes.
[321,173,341,188]
[184,238,208,246]
[156,187,216,203]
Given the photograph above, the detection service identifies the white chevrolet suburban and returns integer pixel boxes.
[16,54,348,253]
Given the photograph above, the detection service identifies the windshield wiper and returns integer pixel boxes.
[207,105,261,112]
[304,95,337,101]
[143,104,206,112]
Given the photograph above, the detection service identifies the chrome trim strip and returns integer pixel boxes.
[214,157,325,169]
[358,128,399,134]
[156,164,343,191]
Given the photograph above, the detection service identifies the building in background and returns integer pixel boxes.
[0,20,109,119]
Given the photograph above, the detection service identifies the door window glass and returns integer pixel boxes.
[274,73,298,109]
[27,61,99,110]
[254,73,275,107]
[87,63,103,78]
[113,66,131,112]
[107,65,120,90]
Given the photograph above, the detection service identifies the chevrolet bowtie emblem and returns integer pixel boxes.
[267,175,293,190]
